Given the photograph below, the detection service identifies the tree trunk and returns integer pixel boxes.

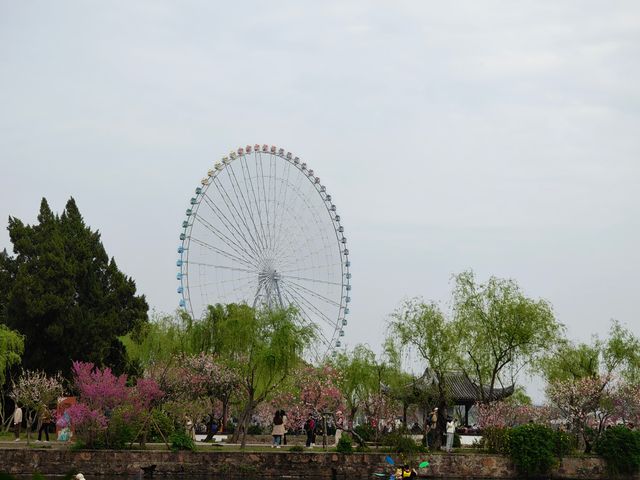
[231,396,255,449]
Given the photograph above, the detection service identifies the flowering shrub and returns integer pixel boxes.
[477,401,552,429]
[64,361,163,448]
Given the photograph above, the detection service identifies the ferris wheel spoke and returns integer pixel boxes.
[281,289,331,347]
[280,278,342,308]
[194,216,259,267]
[272,165,292,250]
[257,153,273,252]
[227,161,268,254]
[190,236,257,270]
[190,273,257,289]
[201,194,262,262]
[211,177,265,262]
[220,170,264,257]
[240,154,270,253]
[281,281,338,331]
[188,262,256,274]
[281,274,343,287]
[279,264,337,275]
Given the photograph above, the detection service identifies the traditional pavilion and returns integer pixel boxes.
[414,368,515,426]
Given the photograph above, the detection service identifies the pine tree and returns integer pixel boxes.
[1,198,148,376]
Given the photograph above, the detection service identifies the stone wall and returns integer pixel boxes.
[0,448,633,479]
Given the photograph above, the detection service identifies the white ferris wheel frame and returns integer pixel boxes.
[176,144,351,357]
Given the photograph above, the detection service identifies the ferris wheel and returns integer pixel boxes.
[176,144,351,360]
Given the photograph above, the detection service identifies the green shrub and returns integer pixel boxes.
[148,409,174,443]
[383,433,422,455]
[169,430,195,452]
[508,424,557,477]
[289,445,304,452]
[554,429,576,459]
[108,406,140,448]
[453,433,461,448]
[247,424,263,435]
[482,427,511,454]
[336,435,353,454]
[353,423,375,442]
[595,426,640,476]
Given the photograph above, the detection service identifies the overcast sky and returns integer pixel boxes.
[1,1,639,400]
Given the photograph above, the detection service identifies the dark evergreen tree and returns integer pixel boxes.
[1,198,148,377]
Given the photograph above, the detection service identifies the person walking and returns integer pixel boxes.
[13,404,23,441]
[37,405,54,442]
[445,416,456,452]
[280,410,288,446]
[334,411,344,446]
[304,413,316,448]
[271,410,285,448]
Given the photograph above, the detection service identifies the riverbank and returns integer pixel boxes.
[0,448,627,479]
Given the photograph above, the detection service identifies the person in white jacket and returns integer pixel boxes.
[13,404,23,441]
[445,417,457,452]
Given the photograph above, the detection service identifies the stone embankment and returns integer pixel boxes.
[0,448,631,479]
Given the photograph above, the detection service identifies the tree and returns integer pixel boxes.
[0,324,24,426]
[2,198,148,376]
[332,344,380,427]
[216,305,315,448]
[453,271,563,402]
[10,370,64,444]
[541,321,640,452]
[65,361,163,448]
[540,321,640,385]
[0,325,23,387]
[389,298,462,447]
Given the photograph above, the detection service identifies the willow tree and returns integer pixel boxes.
[332,344,380,426]
[453,271,563,402]
[217,305,315,447]
[389,298,461,447]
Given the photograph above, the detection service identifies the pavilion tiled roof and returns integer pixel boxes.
[417,369,514,404]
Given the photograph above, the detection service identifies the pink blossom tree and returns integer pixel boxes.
[11,370,64,444]
[67,361,163,447]
[546,374,614,452]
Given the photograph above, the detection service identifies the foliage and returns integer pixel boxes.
[546,374,613,451]
[65,361,163,448]
[11,369,64,442]
[11,370,64,411]
[353,423,376,442]
[247,424,263,435]
[554,429,576,459]
[148,408,174,443]
[336,434,353,454]
[482,426,511,454]
[2,198,148,377]
[541,321,640,385]
[595,426,640,476]
[0,324,24,386]
[289,445,304,452]
[477,400,552,429]
[223,306,316,447]
[453,271,563,403]
[169,430,196,452]
[332,345,383,426]
[389,299,460,446]
[107,405,141,448]
[613,381,640,426]
[391,434,421,455]
[508,424,557,477]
